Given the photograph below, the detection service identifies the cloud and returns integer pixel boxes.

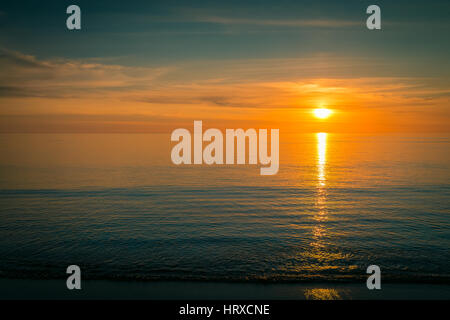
[194,16,361,28]
[0,49,170,99]
[0,49,448,133]
[1,49,448,110]
[0,48,50,69]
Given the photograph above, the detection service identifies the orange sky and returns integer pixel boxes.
[1,1,449,134]
[0,50,449,133]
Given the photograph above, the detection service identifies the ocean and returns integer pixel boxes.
[0,133,449,283]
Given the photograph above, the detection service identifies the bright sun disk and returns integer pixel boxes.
[313,108,332,119]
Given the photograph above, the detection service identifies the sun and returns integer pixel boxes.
[313,108,332,119]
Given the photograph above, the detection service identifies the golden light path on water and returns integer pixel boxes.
[304,132,343,300]
[316,132,328,220]
[317,132,327,187]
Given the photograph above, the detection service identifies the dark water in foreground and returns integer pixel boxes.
[0,134,449,282]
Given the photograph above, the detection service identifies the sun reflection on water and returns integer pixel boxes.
[304,288,342,300]
[317,132,327,187]
[315,132,328,222]
[307,133,331,271]
[301,132,356,283]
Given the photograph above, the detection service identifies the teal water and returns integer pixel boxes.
[0,133,449,282]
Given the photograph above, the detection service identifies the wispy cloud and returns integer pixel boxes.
[1,49,448,108]
[0,48,171,99]
[194,16,361,28]
[1,49,448,133]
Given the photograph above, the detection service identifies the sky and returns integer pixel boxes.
[0,0,449,133]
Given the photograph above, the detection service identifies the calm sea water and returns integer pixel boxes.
[0,133,449,282]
